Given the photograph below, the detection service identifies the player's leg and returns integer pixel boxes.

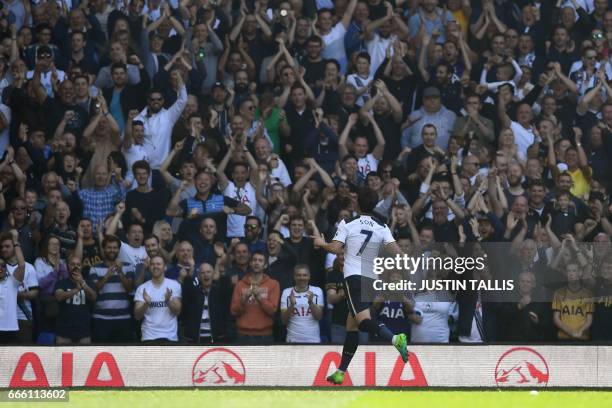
[339,313,359,370]
[326,313,358,385]
[354,307,408,362]
[326,281,361,385]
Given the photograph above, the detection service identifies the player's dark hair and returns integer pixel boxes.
[357,187,379,214]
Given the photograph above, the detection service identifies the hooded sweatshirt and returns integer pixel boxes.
[230,273,280,336]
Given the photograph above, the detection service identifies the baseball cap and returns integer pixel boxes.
[423,86,441,98]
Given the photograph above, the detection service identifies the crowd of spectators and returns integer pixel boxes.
[0,0,611,345]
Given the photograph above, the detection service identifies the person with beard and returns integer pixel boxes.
[181,262,228,343]
[74,218,101,278]
[545,172,590,219]
[53,256,97,344]
[242,216,266,254]
[502,162,527,209]
[90,235,135,343]
[229,69,257,111]
[134,234,166,287]
[102,61,150,134]
[134,72,187,183]
[1,230,38,343]
[0,230,25,343]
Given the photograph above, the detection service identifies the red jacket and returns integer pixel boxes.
[230,273,280,336]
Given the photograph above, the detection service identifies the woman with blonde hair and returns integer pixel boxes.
[153,220,176,260]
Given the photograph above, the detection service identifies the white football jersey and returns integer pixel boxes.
[332,215,395,279]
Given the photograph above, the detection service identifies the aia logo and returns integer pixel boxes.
[494,347,549,387]
[192,348,246,386]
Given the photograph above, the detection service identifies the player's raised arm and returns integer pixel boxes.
[313,234,344,255]
[384,241,404,257]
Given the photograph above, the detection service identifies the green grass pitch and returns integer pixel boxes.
[7,390,612,408]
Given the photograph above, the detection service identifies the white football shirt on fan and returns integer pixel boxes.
[333,215,395,279]
[411,296,458,343]
[119,242,147,269]
[223,181,256,237]
[357,153,379,177]
[134,278,182,341]
[281,285,324,343]
[0,272,21,331]
[7,263,37,321]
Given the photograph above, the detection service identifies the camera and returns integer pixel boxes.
[197,48,206,60]
[280,9,288,17]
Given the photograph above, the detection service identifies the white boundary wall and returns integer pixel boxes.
[0,345,610,388]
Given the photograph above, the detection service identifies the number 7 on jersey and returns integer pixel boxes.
[357,230,373,256]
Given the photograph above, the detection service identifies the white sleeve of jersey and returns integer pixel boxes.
[280,288,291,311]
[134,283,145,303]
[382,225,396,245]
[314,286,324,306]
[332,219,348,244]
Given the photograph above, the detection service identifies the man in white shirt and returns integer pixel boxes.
[216,141,259,238]
[106,204,147,270]
[315,0,358,74]
[123,113,153,189]
[2,233,38,343]
[499,99,536,160]
[0,231,25,343]
[135,71,188,172]
[26,45,66,97]
[134,256,182,342]
[281,265,324,343]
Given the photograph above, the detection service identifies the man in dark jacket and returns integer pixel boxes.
[181,262,228,343]
[266,230,298,291]
[102,61,150,134]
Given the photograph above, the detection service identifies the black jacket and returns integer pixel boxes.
[181,275,229,342]
[102,67,150,122]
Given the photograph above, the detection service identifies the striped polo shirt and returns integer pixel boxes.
[90,262,135,320]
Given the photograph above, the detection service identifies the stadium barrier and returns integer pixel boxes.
[1,345,610,388]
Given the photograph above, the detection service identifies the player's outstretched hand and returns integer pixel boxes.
[312,233,326,249]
